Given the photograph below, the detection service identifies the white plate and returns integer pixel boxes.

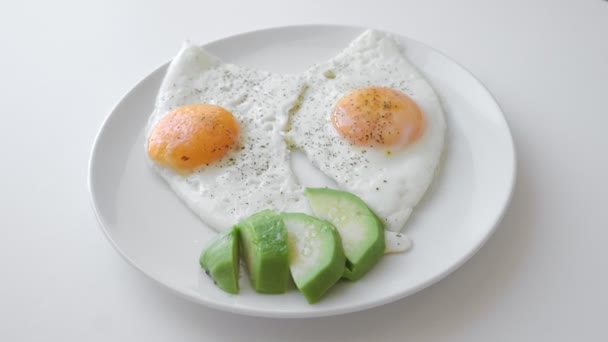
[88,25,515,318]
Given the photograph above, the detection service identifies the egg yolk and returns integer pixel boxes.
[332,87,425,148]
[147,104,239,173]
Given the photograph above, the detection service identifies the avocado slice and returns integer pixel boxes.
[236,210,290,294]
[282,213,345,303]
[305,188,385,281]
[199,228,239,294]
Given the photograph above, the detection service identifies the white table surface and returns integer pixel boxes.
[1,0,607,340]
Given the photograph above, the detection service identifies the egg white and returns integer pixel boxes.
[147,44,309,231]
[285,30,447,232]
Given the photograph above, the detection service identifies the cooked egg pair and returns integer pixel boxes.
[146,30,446,232]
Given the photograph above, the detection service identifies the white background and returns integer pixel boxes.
[1,0,607,340]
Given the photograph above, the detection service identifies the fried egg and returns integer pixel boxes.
[286,30,446,232]
[146,43,308,231]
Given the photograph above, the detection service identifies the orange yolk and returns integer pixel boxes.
[332,87,425,148]
[147,104,239,173]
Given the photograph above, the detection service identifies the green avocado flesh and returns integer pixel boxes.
[199,228,239,294]
[305,188,385,281]
[282,213,346,304]
[236,210,290,294]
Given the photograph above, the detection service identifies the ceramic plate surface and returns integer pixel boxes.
[88,25,515,318]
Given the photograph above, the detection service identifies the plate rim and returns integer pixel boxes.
[88,24,517,318]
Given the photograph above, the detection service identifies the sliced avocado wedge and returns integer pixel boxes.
[236,210,290,294]
[305,188,385,281]
[199,228,239,294]
[282,213,345,303]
